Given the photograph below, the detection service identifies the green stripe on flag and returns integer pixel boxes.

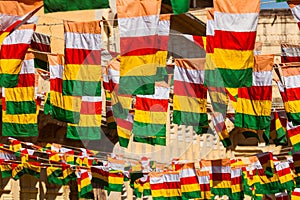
[118,76,155,95]
[63,80,101,96]
[2,123,38,137]
[173,110,208,134]
[217,68,253,88]
[51,105,80,124]
[44,0,109,13]
[5,101,36,114]
[0,74,19,88]
[287,113,300,126]
[66,126,101,140]
[235,113,270,131]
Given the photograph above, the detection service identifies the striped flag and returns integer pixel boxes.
[0,24,36,88]
[0,162,12,179]
[30,32,51,52]
[196,170,211,199]
[271,111,287,145]
[257,152,275,178]
[105,170,124,193]
[292,188,300,199]
[48,54,82,124]
[117,0,161,95]
[275,161,295,192]
[211,112,232,147]
[231,167,244,200]
[77,169,93,199]
[133,174,151,198]
[105,91,117,129]
[156,14,171,82]
[149,172,165,199]
[66,95,102,140]
[2,53,38,137]
[47,166,65,185]
[204,8,229,115]
[287,122,300,151]
[179,163,201,199]
[292,151,300,187]
[213,0,260,88]
[173,58,208,134]
[116,116,133,148]
[91,166,109,187]
[63,20,102,97]
[133,84,170,146]
[23,162,41,179]
[281,44,300,63]
[281,64,300,126]
[44,0,109,13]
[288,0,300,29]
[235,55,274,141]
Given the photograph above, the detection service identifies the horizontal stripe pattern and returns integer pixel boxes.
[173,58,208,134]
[63,20,102,97]
[179,163,201,199]
[48,54,82,124]
[213,0,260,88]
[30,32,51,52]
[117,0,161,95]
[281,43,300,63]
[288,1,300,29]
[133,86,169,145]
[0,24,35,88]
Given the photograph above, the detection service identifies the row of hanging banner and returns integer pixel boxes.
[3,138,300,199]
[1,0,300,148]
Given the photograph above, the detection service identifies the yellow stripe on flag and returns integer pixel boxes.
[236,98,272,116]
[64,64,102,81]
[50,91,81,112]
[120,55,158,76]
[173,95,207,113]
[134,110,167,124]
[5,88,35,102]
[0,59,23,74]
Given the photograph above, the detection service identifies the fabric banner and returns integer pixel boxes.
[288,0,300,29]
[30,32,51,52]
[213,0,260,88]
[117,0,162,95]
[281,44,300,63]
[173,58,208,134]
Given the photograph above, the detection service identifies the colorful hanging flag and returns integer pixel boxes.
[288,1,300,29]
[271,111,288,145]
[66,95,102,140]
[12,163,24,180]
[211,112,232,147]
[77,169,93,199]
[105,170,124,193]
[292,188,300,199]
[280,64,300,126]
[2,52,38,137]
[44,0,109,13]
[117,0,161,95]
[133,84,170,146]
[116,116,133,148]
[204,8,229,115]
[23,162,41,179]
[173,58,208,134]
[196,170,211,199]
[62,164,77,185]
[91,166,109,187]
[133,174,151,198]
[179,163,201,199]
[213,0,260,88]
[281,44,300,63]
[257,152,275,178]
[48,54,81,124]
[30,32,51,52]
[47,166,65,185]
[156,14,171,82]
[63,20,102,97]
[231,167,244,200]
[275,161,295,192]
[149,172,165,199]
[287,122,300,152]
[0,162,12,179]
[235,55,274,142]
[0,24,36,88]
[105,91,117,129]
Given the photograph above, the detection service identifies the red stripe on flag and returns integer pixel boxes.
[286,88,300,101]
[17,74,35,87]
[81,101,102,115]
[116,118,133,130]
[206,36,214,53]
[193,36,205,49]
[238,86,272,101]
[1,44,31,59]
[200,184,210,191]
[174,80,207,99]
[214,30,256,50]
[135,97,168,112]
[65,49,101,65]
[211,173,231,181]
[180,176,199,185]
[30,41,51,53]
[157,35,169,51]
[50,79,63,93]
